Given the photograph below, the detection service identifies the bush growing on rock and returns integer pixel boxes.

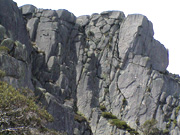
[102,111,139,134]
[100,105,106,111]
[102,112,117,119]
[141,119,160,135]
[74,111,87,123]
[110,119,127,129]
[0,81,62,135]
[109,119,139,135]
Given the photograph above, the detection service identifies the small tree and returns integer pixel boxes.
[141,119,160,135]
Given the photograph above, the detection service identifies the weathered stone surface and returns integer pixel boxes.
[37,88,75,134]
[0,38,14,51]
[56,9,76,23]
[118,14,168,72]
[21,4,37,15]
[76,15,90,27]
[0,54,25,78]
[27,18,39,41]
[13,41,28,62]
[0,0,32,53]
[1,1,180,135]
[0,25,6,41]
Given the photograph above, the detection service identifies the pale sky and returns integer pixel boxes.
[14,0,180,75]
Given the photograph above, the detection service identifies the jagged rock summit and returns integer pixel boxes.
[1,0,180,135]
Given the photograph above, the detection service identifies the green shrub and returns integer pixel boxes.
[102,111,139,134]
[74,114,86,123]
[0,81,61,135]
[100,105,106,111]
[102,112,117,119]
[110,119,139,135]
[110,119,128,129]
[122,98,127,105]
[74,111,87,123]
[141,119,160,135]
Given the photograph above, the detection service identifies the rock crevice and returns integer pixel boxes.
[0,1,179,135]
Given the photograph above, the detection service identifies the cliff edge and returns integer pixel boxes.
[0,0,180,135]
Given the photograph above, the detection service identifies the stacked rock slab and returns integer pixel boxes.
[1,0,180,134]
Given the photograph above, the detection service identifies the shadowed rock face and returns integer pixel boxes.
[0,0,180,135]
[0,0,32,53]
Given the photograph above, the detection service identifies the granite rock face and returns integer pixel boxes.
[0,0,32,53]
[0,0,180,135]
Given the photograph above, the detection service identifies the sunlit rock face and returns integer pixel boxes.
[1,0,180,135]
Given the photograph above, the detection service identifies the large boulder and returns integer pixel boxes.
[21,4,37,15]
[0,0,32,53]
[118,14,169,72]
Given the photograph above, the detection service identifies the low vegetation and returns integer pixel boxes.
[101,111,139,135]
[141,119,161,135]
[100,105,106,111]
[0,80,62,135]
[101,112,117,119]
[74,111,87,123]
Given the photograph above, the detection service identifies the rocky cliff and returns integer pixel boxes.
[0,0,180,134]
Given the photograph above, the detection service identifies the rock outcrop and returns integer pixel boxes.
[0,0,180,135]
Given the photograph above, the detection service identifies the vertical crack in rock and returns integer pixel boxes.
[1,1,180,134]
